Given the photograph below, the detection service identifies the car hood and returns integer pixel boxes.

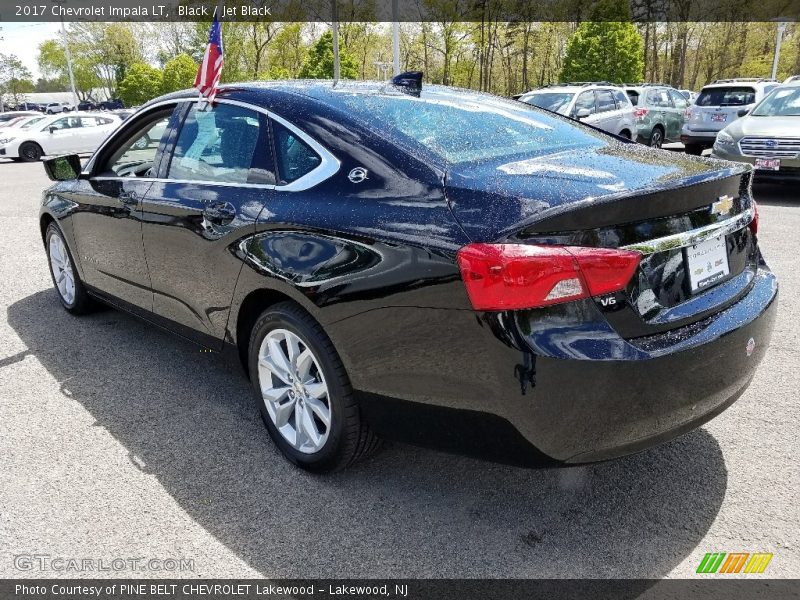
[724,116,800,138]
[445,141,748,241]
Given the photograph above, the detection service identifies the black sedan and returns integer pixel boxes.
[39,76,777,472]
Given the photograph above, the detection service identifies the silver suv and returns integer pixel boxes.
[682,78,780,154]
[518,83,636,139]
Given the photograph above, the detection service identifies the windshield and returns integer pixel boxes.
[696,86,756,107]
[520,92,574,115]
[20,117,45,129]
[340,91,605,165]
[751,87,800,116]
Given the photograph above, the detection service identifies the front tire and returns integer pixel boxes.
[45,223,96,314]
[248,302,380,473]
[18,142,43,162]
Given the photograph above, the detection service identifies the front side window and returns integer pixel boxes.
[168,103,273,185]
[272,120,322,185]
[47,116,81,131]
[574,91,597,115]
[668,90,688,109]
[647,89,673,108]
[102,109,174,177]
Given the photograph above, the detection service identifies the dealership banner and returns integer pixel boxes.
[2,580,800,600]
[1,0,799,22]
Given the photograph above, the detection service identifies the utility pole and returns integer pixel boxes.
[52,0,79,109]
[331,1,340,85]
[771,21,788,81]
[392,0,400,76]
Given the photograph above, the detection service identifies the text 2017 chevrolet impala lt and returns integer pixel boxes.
[39,76,777,472]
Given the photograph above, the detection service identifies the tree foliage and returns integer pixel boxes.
[0,54,35,107]
[298,31,359,79]
[560,0,645,83]
[117,63,163,106]
[161,54,198,94]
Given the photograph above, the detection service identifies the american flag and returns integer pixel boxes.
[194,13,224,103]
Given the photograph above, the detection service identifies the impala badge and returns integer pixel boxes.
[348,167,368,184]
[711,195,734,216]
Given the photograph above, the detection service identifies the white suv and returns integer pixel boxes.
[681,78,780,154]
[518,83,636,139]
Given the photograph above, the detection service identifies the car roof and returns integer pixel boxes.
[701,80,777,89]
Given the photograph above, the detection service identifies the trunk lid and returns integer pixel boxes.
[445,145,757,338]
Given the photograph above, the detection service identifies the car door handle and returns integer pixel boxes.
[202,201,236,224]
[119,190,138,205]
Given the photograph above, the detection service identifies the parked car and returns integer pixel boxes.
[623,84,688,147]
[78,100,98,111]
[711,80,800,181]
[44,102,74,114]
[0,114,46,132]
[518,83,636,138]
[783,75,800,85]
[0,111,39,124]
[39,79,775,472]
[0,112,120,161]
[99,98,125,110]
[682,79,780,155]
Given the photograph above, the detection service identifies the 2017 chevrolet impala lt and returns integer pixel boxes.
[39,75,777,472]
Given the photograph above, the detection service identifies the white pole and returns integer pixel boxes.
[331,1,340,85]
[392,0,400,76]
[52,0,79,109]
[771,22,787,81]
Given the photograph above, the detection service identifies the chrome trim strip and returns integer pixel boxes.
[82,96,340,193]
[621,207,755,255]
[90,176,275,190]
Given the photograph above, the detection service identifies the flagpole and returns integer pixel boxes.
[331,0,340,86]
[392,0,400,76]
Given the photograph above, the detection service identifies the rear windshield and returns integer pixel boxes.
[696,86,756,107]
[340,91,605,165]
[751,87,800,117]
[520,92,574,114]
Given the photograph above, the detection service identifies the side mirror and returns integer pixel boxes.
[43,154,82,181]
[737,109,749,117]
[575,108,592,119]
[49,126,57,134]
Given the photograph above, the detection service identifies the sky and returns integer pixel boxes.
[1,22,64,79]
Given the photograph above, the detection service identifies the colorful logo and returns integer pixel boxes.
[696,552,773,574]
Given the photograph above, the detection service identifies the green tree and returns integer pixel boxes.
[117,63,163,106]
[298,31,359,79]
[38,39,101,100]
[161,54,198,94]
[559,0,644,84]
[0,54,35,107]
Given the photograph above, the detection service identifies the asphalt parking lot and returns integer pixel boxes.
[0,158,797,579]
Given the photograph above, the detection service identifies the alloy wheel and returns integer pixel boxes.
[49,234,76,305]
[650,129,664,148]
[257,328,332,454]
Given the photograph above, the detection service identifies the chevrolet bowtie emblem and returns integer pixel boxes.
[711,195,734,216]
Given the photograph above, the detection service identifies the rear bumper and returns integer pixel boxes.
[337,265,778,466]
[681,133,718,146]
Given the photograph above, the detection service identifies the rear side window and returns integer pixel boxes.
[595,90,616,113]
[613,90,630,107]
[696,86,756,106]
[272,120,322,185]
[168,103,274,185]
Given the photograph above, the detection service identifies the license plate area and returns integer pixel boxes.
[755,158,781,171]
[685,235,730,294]
[710,113,728,122]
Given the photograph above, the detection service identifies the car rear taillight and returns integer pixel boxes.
[456,244,642,311]
[750,201,759,235]
[684,107,693,119]
[634,108,649,119]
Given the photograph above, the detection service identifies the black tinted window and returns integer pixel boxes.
[272,120,322,185]
[696,86,756,106]
[169,103,274,184]
[626,90,640,106]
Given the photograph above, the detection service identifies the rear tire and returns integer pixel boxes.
[18,142,43,162]
[649,127,665,149]
[619,129,632,140]
[684,143,703,156]
[248,302,380,473]
[45,223,96,315]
